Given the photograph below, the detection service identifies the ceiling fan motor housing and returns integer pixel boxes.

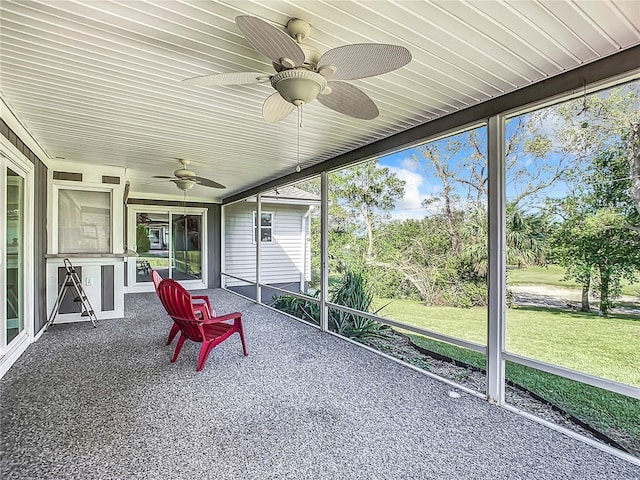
[271,69,327,105]
[174,168,196,178]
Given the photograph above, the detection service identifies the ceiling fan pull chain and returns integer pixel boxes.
[183,190,187,217]
[296,105,302,172]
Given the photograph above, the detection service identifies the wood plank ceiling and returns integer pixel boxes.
[1,0,639,202]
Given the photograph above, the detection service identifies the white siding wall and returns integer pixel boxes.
[304,213,311,283]
[224,202,308,287]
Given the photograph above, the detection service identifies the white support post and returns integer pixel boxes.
[320,172,329,332]
[487,114,506,405]
[256,193,262,304]
[220,205,226,289]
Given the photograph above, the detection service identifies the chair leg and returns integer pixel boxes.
[167,323,180,345]
[236,318,248,356]
[171,335,186,363]
[196,341,215,371]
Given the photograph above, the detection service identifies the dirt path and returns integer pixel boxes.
[510,284,640,315]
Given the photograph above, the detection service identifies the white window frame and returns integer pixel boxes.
[50,182,121,255]
[253,211,273,243]
[126,204,208,293]
[0,134,35,377]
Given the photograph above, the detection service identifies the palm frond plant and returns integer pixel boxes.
[271,269,390,343]
[329,270,390,343]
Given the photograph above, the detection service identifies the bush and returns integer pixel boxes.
[271,269,390,343]
[136,225,151,253]
[366,266,419,300]
[271,291,320,326]
[438,279,487,308]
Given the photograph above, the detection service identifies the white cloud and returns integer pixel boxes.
[386,165,434,220]
[400,156,418,171]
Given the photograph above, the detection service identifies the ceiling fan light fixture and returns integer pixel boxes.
[271,69,327,105]
[174,179,196,191]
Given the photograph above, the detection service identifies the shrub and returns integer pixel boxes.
[271,291,320,326]
[271,269,390,343]
[136,225,151,253]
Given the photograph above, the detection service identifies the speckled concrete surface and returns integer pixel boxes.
[1,290,638,479]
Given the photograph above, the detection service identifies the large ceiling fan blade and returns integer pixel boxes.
[182,71,269,87]
[317,81,379,120]
[152,175,175,179]
[317,44,412,81]
[236,15,305,68]
[194,176,226,189]
[263,92,296,123]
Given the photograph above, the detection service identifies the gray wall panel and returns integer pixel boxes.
[0,119,49,333]
[57,266,82,314]
[101,265,115,311]
[34,159,48,331]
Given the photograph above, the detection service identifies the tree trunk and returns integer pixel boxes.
[442,177,460,253]
[599,266,611,317]
[630,122,640,218]
[364,214,374,262]
[580,282,591,312]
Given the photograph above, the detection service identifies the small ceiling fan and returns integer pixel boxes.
[182,16,412,123]
[152,159,225,191]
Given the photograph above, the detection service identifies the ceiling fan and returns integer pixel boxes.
[182,16,412,123]
[152,159,225,191]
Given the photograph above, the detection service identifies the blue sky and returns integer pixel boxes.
[373,119,576,219]
[338,80,639,221]
[376,128,490,219]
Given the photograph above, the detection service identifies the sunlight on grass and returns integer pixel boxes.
[373,297,640,387]
[508,265,640,297]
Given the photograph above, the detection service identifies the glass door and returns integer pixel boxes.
[4,167,25,348]
[171,214,202,281]
[128,206,206,290]
[134,212,170,284]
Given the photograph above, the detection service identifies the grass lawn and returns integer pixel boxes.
[508,265,640,297]
[373,298,640,387]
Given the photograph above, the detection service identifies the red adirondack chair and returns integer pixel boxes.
[157,278,248,371]
[151,269,211,345]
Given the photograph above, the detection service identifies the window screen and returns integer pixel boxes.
[58,189,111,253]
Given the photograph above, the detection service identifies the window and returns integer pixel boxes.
[253,212,273,242]
[58,189,111,253]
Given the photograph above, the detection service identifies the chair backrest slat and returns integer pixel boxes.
[157,279,204,341]
[151,270,163,294]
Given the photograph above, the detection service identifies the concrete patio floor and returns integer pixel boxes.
[1,289,638,479]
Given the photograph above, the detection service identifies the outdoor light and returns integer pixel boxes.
[271,69,328,106]
[174,179,196,190]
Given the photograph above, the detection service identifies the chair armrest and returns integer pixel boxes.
[200,312,242,324]
[192,295,212,309]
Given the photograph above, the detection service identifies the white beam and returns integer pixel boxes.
[320,172,329,332]
[487,115,506,405]
[256,193,262,304]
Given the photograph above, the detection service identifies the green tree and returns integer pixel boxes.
[551,147,640,315]
[375,215,469,305]
[462,204,548,278]
[331,162,405,262]
[555,82,640,220]
[136,224,151,253]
